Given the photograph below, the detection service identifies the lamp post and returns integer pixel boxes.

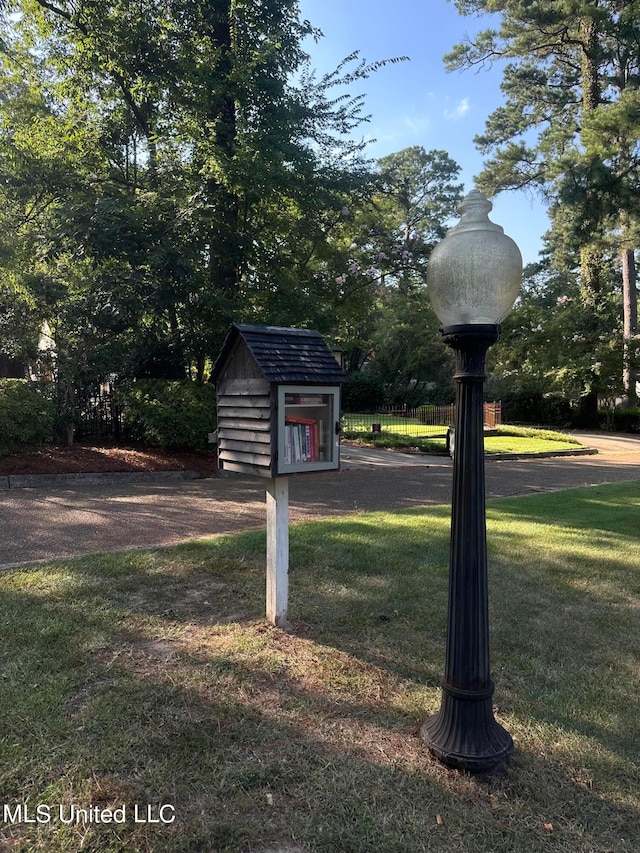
[421,189,522,773]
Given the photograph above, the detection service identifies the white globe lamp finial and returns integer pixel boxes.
[427,189,523,328]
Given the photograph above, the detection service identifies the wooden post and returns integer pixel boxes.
[266,476,289,628]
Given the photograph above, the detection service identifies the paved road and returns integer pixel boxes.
[0,434,638,569]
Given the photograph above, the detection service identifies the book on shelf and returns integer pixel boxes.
[285,393,327,406]
[284,416,321,464]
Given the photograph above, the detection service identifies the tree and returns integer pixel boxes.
[329,146,463,385]
[366,288,455,405]
[0,0,406,408]
[487,258,627,413]
[447,0,640,407]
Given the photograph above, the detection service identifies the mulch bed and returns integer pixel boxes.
[0,444,219,476]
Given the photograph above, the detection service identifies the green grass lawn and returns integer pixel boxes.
[342,412,447,438]
[485,425,583,454]
[1,483,639,851]
[342,420,583,455]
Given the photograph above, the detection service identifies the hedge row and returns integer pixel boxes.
[500,391,640,432]
[1,379,218,454]
[116,380,217,450]
[0,380,55,456]
[3,377,638,456]
[599,407,640,433]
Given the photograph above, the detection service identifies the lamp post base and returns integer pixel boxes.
[421,685,513,773]
[422,322,513,774]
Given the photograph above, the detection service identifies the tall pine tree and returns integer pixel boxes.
[447,0,640,407]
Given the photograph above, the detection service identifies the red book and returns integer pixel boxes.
[285,416,318,462]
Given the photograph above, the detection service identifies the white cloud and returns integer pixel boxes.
[360,113,433,157]
[403,114,432,135]
[444,97,471,120]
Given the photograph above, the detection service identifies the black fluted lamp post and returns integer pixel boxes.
[421,189,522,773]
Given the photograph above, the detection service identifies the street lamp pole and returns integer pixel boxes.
[421,190,522,773]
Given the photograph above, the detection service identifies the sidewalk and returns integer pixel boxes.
[0,437,638,569]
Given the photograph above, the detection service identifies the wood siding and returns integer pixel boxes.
[216,342,274,476]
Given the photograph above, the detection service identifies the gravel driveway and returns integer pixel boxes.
[0,434,638,569]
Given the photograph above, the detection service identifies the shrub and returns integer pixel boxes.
[420,386,456,407]
[599,407,640,433]
[500,391,574,427]
[341,430,446,454]
[383,383,438,409]
[0,379,55,455]
[118,380,217,450]
[342,372,385,412]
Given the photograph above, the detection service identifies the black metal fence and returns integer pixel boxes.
[342,403,502,436]
[74,385,133,444]
[72,389,503,445]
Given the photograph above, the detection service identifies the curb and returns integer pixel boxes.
[0,469,204,490]
[376,447,597,462]
[485,447,598,461]
[0,448,599,489]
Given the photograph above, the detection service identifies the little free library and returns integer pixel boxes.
[211,323,348,627]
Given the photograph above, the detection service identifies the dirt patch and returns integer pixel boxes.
[0,444,219,476]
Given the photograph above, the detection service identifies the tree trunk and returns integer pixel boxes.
[578,14,603,419]
[580,17,600,113]
[579,245,603,307]
[622,247,638,406]
[199,3,241,315]
[579,17,603,305]
[168,305,186,379]
[196,353,206,384]
[578,389,600,428]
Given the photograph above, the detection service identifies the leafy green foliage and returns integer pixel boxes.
[487,259,629,409]
[342,421,579,454]
[342,431,447,453]
[599,406,640,434]
[341,372,385,412]
[331,147,462,392]
[0,0,407,403]
[493,424,579,444]
[496,391,574,428]
[0,379,54,455]
[118,380,217,449]
[366,289,454,405]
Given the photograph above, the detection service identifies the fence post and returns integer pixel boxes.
[482,402,502,429]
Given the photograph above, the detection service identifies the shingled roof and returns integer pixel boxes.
[211,323,348,385]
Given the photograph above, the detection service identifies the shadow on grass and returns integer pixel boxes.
[1,573,639,853]
[490,482,640,537]
[0,579,507,852]
[1,484,639,850]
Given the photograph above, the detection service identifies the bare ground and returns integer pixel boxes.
[0,443,219,476]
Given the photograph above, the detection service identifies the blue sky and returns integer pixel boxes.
[297,0,548,265]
